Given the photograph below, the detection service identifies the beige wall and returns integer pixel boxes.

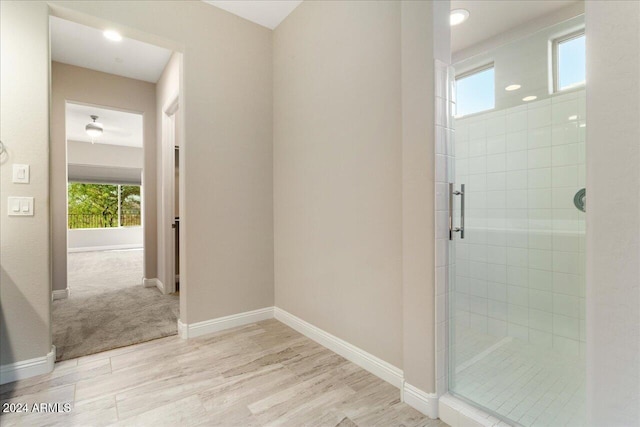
[67,140,143,169]
[273,1,449,386]
[50,0,274,324]
[586,1,640,425]
[51,62,157,292]
[274,1,404,367]
[68,227,142,251]
[401,0,450,393]
[0,0,52,365]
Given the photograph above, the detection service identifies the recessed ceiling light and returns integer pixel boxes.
[505,84,521,91]
[450,9,469,26]
[579,123,586,128]
[522,96,537,102]
[568,115,578,120]
[103,30,122,42]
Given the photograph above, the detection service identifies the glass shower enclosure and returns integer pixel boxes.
[448,14,586,427]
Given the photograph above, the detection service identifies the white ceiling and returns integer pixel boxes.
[203,1,579,49]
[50,2,580,80]
[451,0,581,53]
[50,16,172,83]
[204,0,303,29]
[66,103,143,148]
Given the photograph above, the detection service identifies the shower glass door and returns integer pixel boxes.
[448,14,586,427]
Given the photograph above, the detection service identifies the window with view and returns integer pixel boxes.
[555,32,586,91]
[455,65,495,117]
[68,183,141,229]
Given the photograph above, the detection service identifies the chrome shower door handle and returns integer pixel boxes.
[449,183,465,240]
[460,184,465,239]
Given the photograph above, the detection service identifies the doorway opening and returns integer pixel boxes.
[50,15,183,361]
[160,95,180,296]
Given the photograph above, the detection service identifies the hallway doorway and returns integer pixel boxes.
[50,15,183,360]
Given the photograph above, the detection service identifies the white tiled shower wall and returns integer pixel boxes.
[453,89,586,358]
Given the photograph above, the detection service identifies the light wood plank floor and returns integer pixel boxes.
[0,319,447,427]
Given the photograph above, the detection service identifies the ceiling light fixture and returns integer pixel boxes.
[450,9,470,26]
[568,115,578,120]
[505,84,521,91]
[522,96,537,102]
[85,115,104,141]
[103,30,122,42]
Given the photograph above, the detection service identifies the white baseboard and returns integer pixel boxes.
[274,307,404,389]
[142,277,164,294]
[177,319,188,339]
[51,288,70,301]
[178,307,274,339]
[68,244,142,253]
[403,382,439,419]
[156,279,166,294]
[0,346,56,385]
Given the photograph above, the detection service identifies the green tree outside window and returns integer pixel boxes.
[68,183,141,229]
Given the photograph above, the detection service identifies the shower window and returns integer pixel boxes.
[455,64,495,117]
[554,31,586,92]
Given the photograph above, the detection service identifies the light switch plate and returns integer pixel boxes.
[12,164,30,184]
[7,197,34,216]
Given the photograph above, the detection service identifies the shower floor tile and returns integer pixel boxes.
[450,327,585,426]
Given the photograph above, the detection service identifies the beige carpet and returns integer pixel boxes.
[53,249,179,361]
